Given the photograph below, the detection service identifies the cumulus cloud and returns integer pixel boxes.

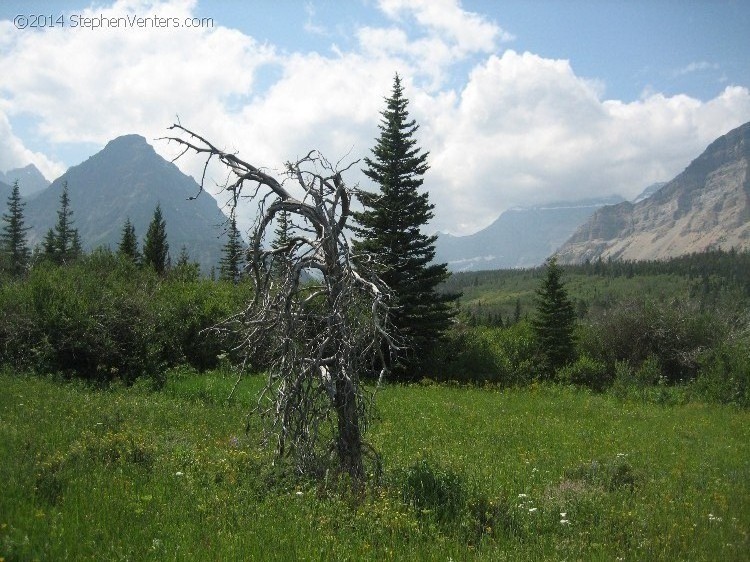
[0,111,65,180]
[425,51,750,233]
[1,0,749,236]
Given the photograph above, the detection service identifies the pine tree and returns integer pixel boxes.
[270,205,292,278]
[273,206,292,249]
[173,244,200,281]
[143,203,170,274]
[352,74,457,379]
[532,257,576,375]
[118,217,140,264]
[0,180,31,276]
[219,215,244,282]
[43,181,82,265]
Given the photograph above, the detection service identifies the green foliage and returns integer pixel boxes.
[694,338,750,407]
[219,215,244,283]
[0,251,250,381]
[429,322,541,385]
[579,299,722,384]
[2,374,748,560]
[399,457,468,527]
[352,74,457,379]
[558,355,610,391]
[41,181,82,265]
[0,180,31,277]
[117,217,140,264]
[532,257,576,375]
[142,203,169,275]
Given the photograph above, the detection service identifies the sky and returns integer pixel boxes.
[1,0,749,235]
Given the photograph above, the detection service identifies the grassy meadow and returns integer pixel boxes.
[2,369,748,560]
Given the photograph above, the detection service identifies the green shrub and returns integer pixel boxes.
[396,457,510,542]
[579,299,723,384]
[429,322,542,385]
[694,339,750,407]
[0,251,251,382]
[558,355,610,391]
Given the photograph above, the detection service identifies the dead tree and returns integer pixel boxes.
[163,124,395,480]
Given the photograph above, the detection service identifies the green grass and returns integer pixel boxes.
[1,371,748,560]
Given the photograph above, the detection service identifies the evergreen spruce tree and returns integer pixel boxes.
[352,74,457,379]
[532,257,576,375]
[219,215,244,282]
[273,206,292,249]
[142,203,170,274]
[1,180,31,276]
[117,217,140,264]
[173,244,200,281]
[270,205,292,278]
[43,181,82,265]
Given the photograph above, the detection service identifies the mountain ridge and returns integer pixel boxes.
[435,195,624,271]
[556,121,750,263]
[0,164,50,197]
[23,134,229,272]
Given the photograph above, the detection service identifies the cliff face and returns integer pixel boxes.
[556,121,750,263]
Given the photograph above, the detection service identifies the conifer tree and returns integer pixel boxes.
[1,180,31,276]
[532,257,576,375]
[352,74,457,378]
[118,217,140,264]
[43,181,82,264]
[270,205,292,278]
[173,244,200,281]
[219,215,244,282]
[143,203,169,274]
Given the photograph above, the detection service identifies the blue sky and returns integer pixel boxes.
[1,0,748,234]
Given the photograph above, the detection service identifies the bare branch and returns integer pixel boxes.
[165,124,397,480]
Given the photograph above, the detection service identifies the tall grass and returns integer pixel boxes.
[1,371,748,560]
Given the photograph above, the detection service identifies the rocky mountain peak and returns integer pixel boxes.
[556,121,750,264]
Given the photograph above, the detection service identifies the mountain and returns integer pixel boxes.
[0,164,50,197]
[0,179,12,201]
[435,196,624,271]
[556,121,750,264]
[633,182,667,203]
[24,134,229,272]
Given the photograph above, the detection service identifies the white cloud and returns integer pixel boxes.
[0,111,65,180]
[418,50,750,234]
[1,0,749,238]
[673,60,720,77]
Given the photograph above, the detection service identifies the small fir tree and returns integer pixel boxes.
[270,204,293,278]
[0,180,31,276]
[173,244,200,281]
[219,215,244,282]
[352,74,457,379]
[43,181,82,264]
[118,217,140,264]
[142,203,170,274]
[532,257,576,375]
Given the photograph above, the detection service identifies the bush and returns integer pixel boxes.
[579,299,723,384]
[396,457,510,542]
[694,339,750,408]
[558,355,610,391]
[429,322,542,385]
[0,251,251,382]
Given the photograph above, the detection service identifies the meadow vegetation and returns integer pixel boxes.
[1,249,749,559]
[1,370,748,560]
